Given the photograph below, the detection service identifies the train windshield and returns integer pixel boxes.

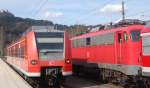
[36,32,64,60]
[130,30,140,42]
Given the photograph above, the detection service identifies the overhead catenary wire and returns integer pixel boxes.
[30,0,146,25]
[75,0,134,24]
[114,8,150,23]
[124,0,137,4]
[76,0,114,23]
[32,0,48,18]
[29,0,43,16]
[126,9,150,19]
[31,0,134,25]
[114,0,150,22]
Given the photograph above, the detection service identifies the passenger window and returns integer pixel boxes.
[86,37,91,45]
[123,32,128,41]
[118,33,122,43]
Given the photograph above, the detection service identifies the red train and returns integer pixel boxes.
[71,24,150,87]
[6,26,72,87]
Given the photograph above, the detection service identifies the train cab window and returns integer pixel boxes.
[36,32,64,60]
[123,32,128,41]
[86,37,91,45]
[118,33,122,43]
[130,30,140,42]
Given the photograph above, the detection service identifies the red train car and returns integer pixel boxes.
[6,26,72,86]
[141,22,150,76]
[71,24,150,87]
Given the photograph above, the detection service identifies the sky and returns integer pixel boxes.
[0,0,150,25]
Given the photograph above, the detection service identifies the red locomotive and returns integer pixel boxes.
[6,26,72,87]
[71,23,150,87]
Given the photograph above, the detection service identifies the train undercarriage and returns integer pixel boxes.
[40,67,63,87]
[23,67,63,88]
[73,62,150,88]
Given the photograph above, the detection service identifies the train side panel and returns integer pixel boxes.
[26,32,40,76]
[6,38,29,76]
[63,32,72,75]
[87,45,115,64]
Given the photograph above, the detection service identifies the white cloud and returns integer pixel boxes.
[44,11,63,18]
[100,4,124,13]
[40,11,64,20]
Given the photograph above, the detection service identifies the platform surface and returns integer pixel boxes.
[0,59,32,88]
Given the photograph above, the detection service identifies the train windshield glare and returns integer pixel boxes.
[130,30,140,42]
[36,32,64,60]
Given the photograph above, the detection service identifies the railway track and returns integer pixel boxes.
[27,76,123,88]
[63,76,123,88]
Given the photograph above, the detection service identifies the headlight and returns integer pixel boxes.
[65,59,71,64]
[31,60,38,65]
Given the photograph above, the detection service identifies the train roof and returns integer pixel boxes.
[7,26,65,48]
[71,25,144,40]
[23,26,63,35]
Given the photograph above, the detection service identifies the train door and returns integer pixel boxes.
[116,31,122,64]
[116,31,128,64]
[122,32,128,64]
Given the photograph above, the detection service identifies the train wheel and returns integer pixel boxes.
[135,80,145,88]
[143,78,150,88]
[132,77,150,88]
[101,69,109,83]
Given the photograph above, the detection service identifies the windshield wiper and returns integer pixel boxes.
[42,50,63,55]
